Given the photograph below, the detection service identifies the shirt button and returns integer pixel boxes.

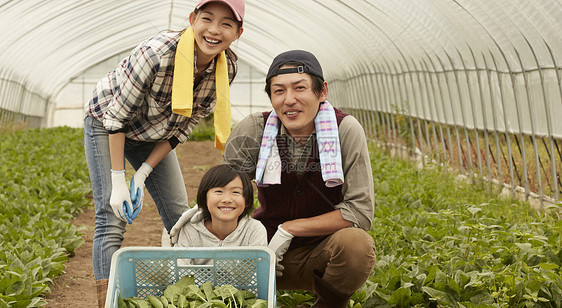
[296,189,302,196]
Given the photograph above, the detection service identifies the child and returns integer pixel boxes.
[83,0,245,306]
[174,164,267,260]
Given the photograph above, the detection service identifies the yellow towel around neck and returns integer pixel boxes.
[172,27,231,152]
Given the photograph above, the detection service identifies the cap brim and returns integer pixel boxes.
[195,0,243,22]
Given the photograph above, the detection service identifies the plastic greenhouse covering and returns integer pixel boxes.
[1,0,561,203]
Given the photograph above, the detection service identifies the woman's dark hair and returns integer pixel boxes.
[264,61,325,98]
[197,164,253,221]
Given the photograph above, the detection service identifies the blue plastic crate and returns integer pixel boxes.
[106,247,276,307]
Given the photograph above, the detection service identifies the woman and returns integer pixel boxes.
[83,0,245,306]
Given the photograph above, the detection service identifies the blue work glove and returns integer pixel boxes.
[110,169,133,224]
[129,162,153,222]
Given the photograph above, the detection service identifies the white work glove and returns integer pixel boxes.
[110,169,133,224]
[169,204,204,245]
[129,162,153,222]
[268,225,294,277]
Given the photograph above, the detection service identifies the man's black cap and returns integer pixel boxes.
[266,50,324,82]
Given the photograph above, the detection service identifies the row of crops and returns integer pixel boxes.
[0,127,91,307]
[1,127,561,307]
[359,146,562,307]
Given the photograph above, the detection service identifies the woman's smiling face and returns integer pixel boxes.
[189,2,243,66]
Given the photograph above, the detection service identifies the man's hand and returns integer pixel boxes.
[110,170,133,223]
[169,204,204,244]
[129,162,153,222]
[268,224,294,277]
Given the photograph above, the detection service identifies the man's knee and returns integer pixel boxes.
[329,228,376,260]
[322,228,376,293]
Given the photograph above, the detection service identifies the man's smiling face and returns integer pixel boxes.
[270,71,327,139]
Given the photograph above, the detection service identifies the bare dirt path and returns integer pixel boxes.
[46,141,223,307]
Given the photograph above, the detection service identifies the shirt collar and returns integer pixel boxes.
[280,124,316,145]
[194,51,218,74]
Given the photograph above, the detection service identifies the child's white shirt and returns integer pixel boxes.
[175,216,268,265]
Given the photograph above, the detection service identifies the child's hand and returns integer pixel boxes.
[170,204,204,244]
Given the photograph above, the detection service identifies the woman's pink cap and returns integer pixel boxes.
[195,0,245,23]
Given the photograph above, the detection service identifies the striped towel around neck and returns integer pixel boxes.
[255,100,344,187]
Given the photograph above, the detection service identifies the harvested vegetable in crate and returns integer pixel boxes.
[119,275,268,308]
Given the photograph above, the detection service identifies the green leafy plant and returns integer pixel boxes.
[0,127,91,307]
[189,125,215,141]
[187,116,217,141]
[355,144,562,307]
[276,290,314,307]
[120,276,268,308]
[3,127,561,308]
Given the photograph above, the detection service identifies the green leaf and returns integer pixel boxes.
[213,285,238,300]
[351,290,366,303]
[201,281,215,300]
[249,299,268,308]
[148,295,164,308]
[164,284,182,304]
[276,293,297,306]
[174,275,196,290]
[234,290,245,306]
[515,243,532,253]
[185,284,206,301]
[124,297,151,308]
[176,294,186,308]
[421,286,454,306]
[292,292,314,304]
[5,280,24,296]
[388,287,411,307]
[468,207,482,216]
[536,263,559,270]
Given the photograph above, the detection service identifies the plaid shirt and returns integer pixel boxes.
[85,31,237,143]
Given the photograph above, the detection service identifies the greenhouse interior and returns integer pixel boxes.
[1,0,561,307]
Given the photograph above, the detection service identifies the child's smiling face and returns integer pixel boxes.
[189,2,243,66]
[206,176,245,223]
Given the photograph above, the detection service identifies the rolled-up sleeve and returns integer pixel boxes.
[334,116,374,231]
[223,112,265,177]
[102,45,159,132]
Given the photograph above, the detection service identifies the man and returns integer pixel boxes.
[172,50,375,307]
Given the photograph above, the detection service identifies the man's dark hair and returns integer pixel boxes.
[264,62,325,98]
